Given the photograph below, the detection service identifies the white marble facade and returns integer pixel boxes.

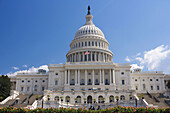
[14,7,169,104]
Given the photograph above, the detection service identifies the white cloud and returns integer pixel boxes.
[23,65,27,68]
[7,65,49,76]
[125,45,170,73]
[13,67,19,70]
[130,64,144,71]
[136,53,141,57]
[125,56,131,62]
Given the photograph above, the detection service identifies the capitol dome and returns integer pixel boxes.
[66,6,113,63]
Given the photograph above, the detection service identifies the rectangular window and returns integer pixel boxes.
[136,86,138,90]
[122,80,125,85]
[95,42,97,46]
[21,87,24,91]
[89,41,90,46]
[157,86,159,90]
[85,42,87,46]
[42,87,45,91]
[143,84,146,90]
[151,86,153,90]
[82,42,84,47]
[92,42,94,46]
[27,87,30,91]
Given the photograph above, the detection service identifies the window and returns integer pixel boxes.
[143,84,146,90]
[88,41,90,46]
[27,87,30,91]
[85,42,87,46]
[42,80,45,82]
[135,79,137,81]
[22,80,24,83]
[88,73,91,75]
[42,87,45,91]
[56,73,58,75]
[79,43,80,47]
[151,86,153,90]
[150,79,152,81]
[105,72,108,75]
[55,80,58,85]
[122,80,125,85]
[121,72,124,75]
[143,79,145,81]
[35,80,37,83]
[92,42,94,46]
[99,42,100,47]
[95,42,97,46]
[120,95,125,100]
[27,80,30,83]
[136,86,138,90]
[157,86,159,90]
[82,42,84,47]
[156,79,159,81]
[21,87,24,91]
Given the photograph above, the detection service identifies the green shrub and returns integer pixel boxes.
[0,106,169,113]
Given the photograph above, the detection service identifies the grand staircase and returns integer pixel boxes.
[0,94,42,108]
[138,93,170,107]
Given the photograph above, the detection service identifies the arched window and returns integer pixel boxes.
[77,96,81,103]
[65,96,70,102]
[55,96,59,102]
[98,95,103,103]
[109,95,114,102]
[120,95,125,100]
[88,41,90,46]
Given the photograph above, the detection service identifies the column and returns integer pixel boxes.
[91,51,92,61]
[78,70,80,85]
[112,70,115,84]
[65,70,67,85]
[78,53,81,62]
[72,54,74,62]
[83,52,85,62]
[109,69,112,84]
[102,69,105,85]
[100,69,102,85]
[106,54,107,62]
[103,53,105,62]
[92,70,94,85]
[99,52,101,61]
[85,70,87,85]
[68,70,70,85]
[94,52,96,61]
[75,70,77,85]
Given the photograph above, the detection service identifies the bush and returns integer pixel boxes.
[0,106,169,113]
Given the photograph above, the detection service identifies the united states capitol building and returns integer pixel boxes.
[1,6,170,108]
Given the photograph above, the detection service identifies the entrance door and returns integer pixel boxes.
[87,95,92,104]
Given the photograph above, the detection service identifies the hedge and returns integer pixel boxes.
[0,106,169,113]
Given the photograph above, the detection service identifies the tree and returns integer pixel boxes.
[0,75,11,101]
[0,96,3,102]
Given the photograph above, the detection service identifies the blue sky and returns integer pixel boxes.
[0,0,170,75]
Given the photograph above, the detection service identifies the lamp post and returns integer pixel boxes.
[115,96,119,107]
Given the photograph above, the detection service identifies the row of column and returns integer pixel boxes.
[67,51,112,62]
[64,69,116,85]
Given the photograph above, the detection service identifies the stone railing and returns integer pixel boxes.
[65,62,114,65]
